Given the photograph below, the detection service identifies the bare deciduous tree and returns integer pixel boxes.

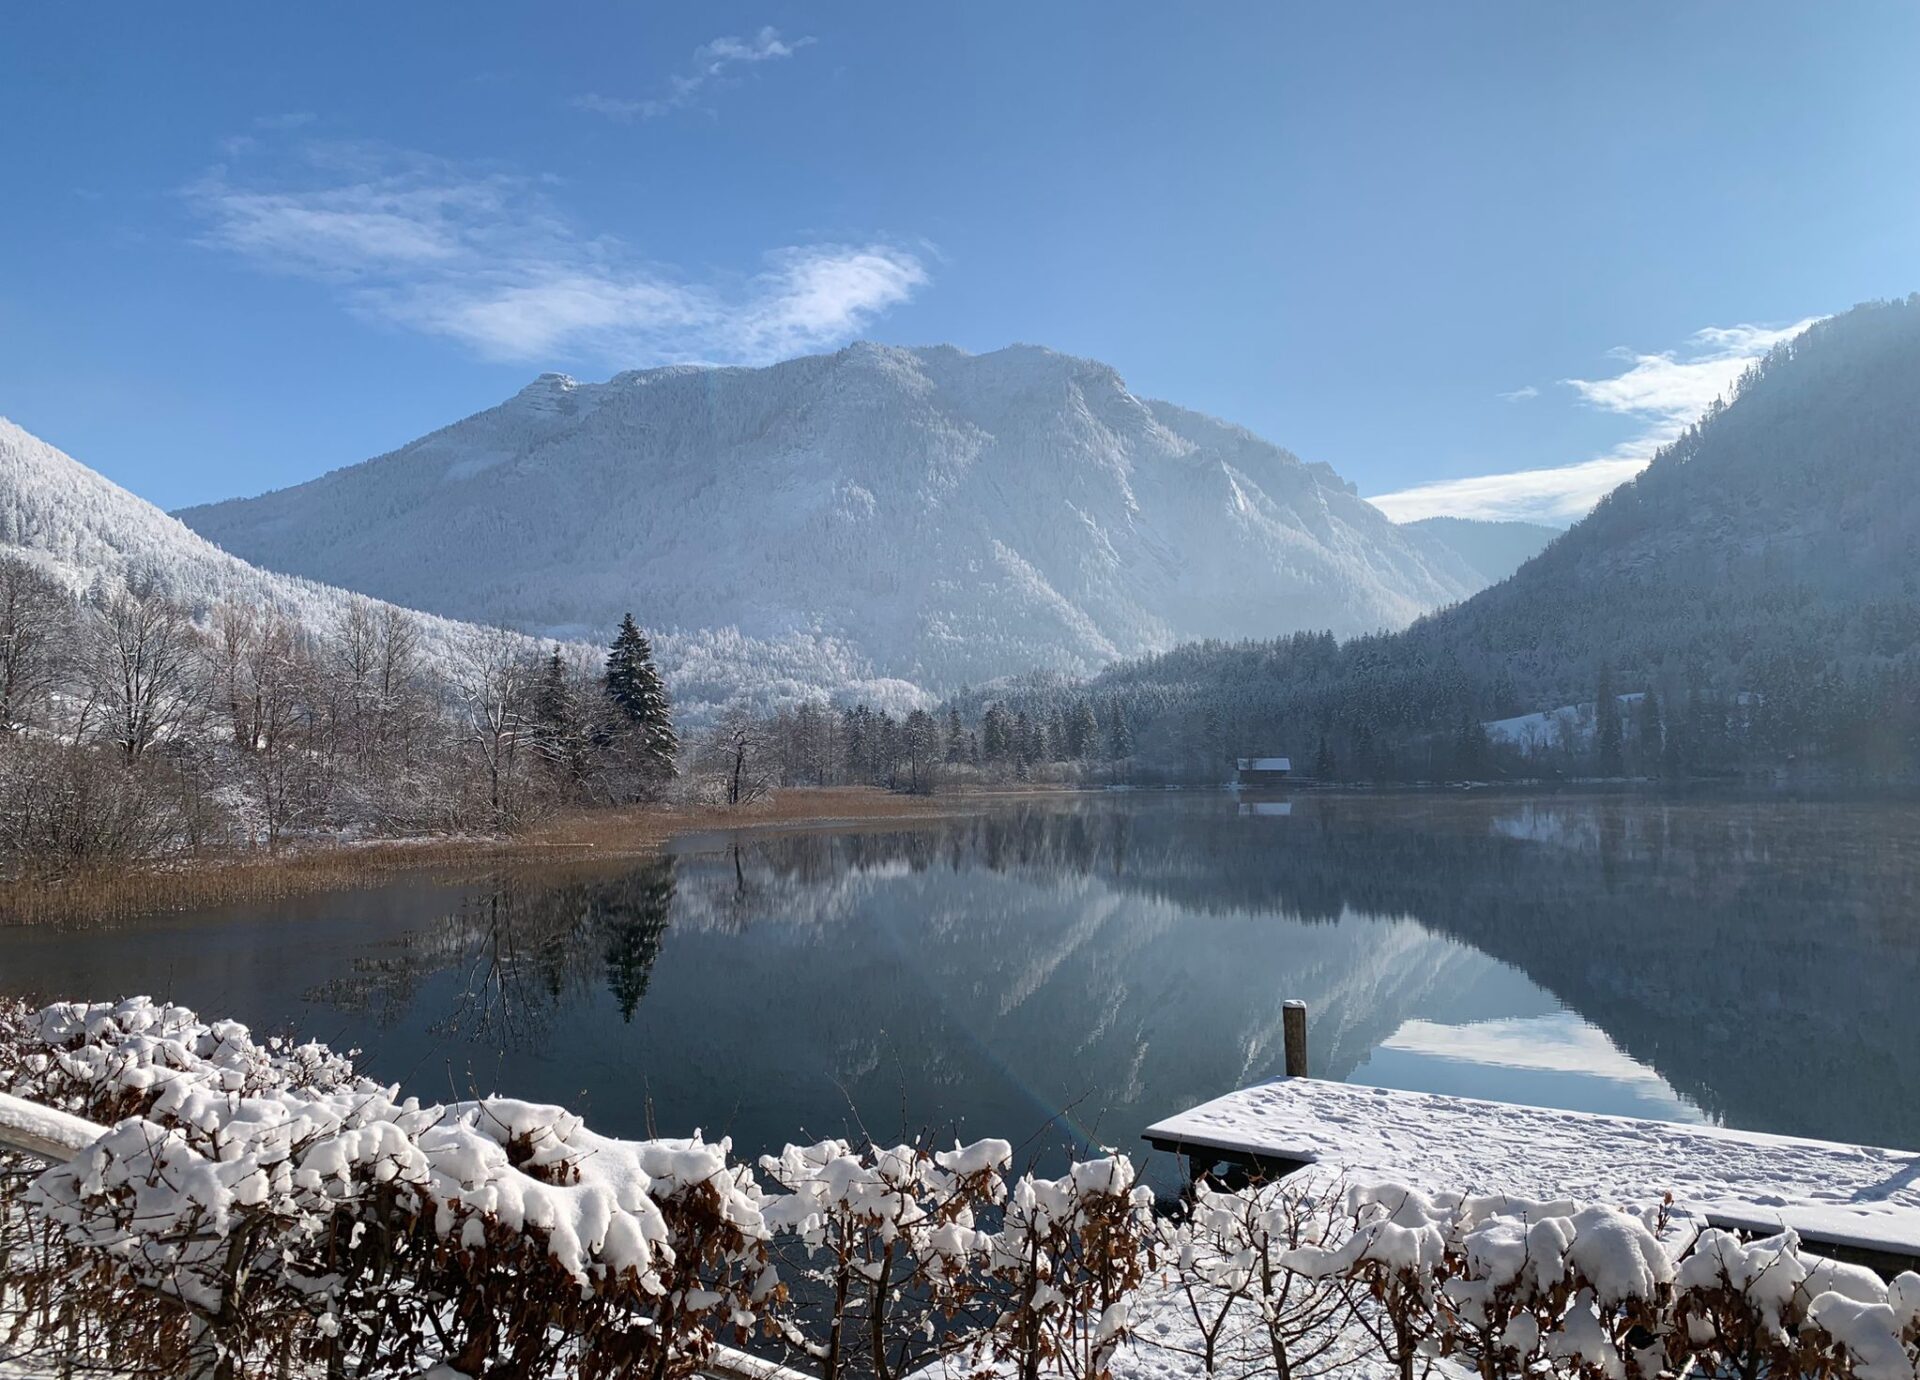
[697,705,776,808]
[0,554,70,737]
[81,571,202,764]
[454,626,538,824]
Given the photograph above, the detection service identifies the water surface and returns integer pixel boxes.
[4,792,1915,1187]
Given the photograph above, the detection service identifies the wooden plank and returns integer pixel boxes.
[0,1091,105,1162]
[1144,1077,1920,1267]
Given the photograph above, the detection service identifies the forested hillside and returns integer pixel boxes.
[957,298,1920,781]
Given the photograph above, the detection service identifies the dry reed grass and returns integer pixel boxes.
[0,786,1039,927]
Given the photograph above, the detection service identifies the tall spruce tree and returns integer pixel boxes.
[1067,700,1098,760]
[533,647,585,785]
[604,614,678,785]
[1595,663,1624,776]
[1634,688,1663,776]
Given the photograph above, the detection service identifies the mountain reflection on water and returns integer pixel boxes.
[2,793,1915,1181]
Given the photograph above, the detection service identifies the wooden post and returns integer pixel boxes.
[1283,1000,1308,1078]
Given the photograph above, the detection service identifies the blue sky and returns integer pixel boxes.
[2,2,1916,521]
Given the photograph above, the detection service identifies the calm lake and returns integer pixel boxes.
[4,792,1916,1188]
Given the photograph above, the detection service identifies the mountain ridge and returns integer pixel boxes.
[0,416,931,720]
[176,341,1484,696]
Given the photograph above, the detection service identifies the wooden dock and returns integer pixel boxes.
[1145,1076,1920,1274]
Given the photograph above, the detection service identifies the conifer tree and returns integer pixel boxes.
[604,613,678,787]
[1595,663,1624,776]
[1455,714,1489,779]
[533,647,585,786]
[1634,688,1663,776]
[1068,700,1098,760]
[982,705,1010,762]
[1314,734,1335,780]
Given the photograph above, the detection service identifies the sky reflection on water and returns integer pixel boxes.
[3,792,1914,1184]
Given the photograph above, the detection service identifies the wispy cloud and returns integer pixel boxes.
[574,26,815,122]
[1370,456,1651,525]
[1496,384,1538,402]
[1370,317,1820,524]
[185,141,927,365]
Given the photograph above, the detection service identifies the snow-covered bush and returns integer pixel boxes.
[1279,1184,1454,1380]
[6,996,1920,1380]
[1805,1272,1920,1380]
[760,1136,1011,1380]
[3,997,781,1380]
[1438,1196,1672,1380]
[1,994,374,1123]
[1157,1175,1359,1379]
[1671,1226,1920,1380]
[971,1156,1157,1380]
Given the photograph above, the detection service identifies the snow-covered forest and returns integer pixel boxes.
[0,416,931,725]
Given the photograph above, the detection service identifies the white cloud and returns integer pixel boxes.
[1370,455,1650,525]
[574,26,815,121]
[185,142,927,365]
[1371,316,1821,524]
[1496,384,1539,402]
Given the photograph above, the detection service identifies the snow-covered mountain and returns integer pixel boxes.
[0,417,930,718]
[1401,516,1560,586]
[177,343,1482,695]
[0,415,502,662]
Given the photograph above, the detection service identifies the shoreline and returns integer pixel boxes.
[0,785,1075,929]
[4,778,1892,928]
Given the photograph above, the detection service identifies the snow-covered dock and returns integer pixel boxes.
[1145,1077,1920,1270]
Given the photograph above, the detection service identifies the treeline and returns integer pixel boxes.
[705,693,1143,801]
[0,556,680,877]
[954,630,1920,785]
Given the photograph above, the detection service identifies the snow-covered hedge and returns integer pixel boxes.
[3,996,1919,1380]
[2,996,787,1380]
[1162,1180,1919,1380]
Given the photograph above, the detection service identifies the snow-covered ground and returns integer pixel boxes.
[0,415,565,673]
[1482,693,1645,753]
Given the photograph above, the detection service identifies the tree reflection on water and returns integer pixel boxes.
[308,858,676,1046]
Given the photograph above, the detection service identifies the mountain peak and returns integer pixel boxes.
[176,343,1483,695]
